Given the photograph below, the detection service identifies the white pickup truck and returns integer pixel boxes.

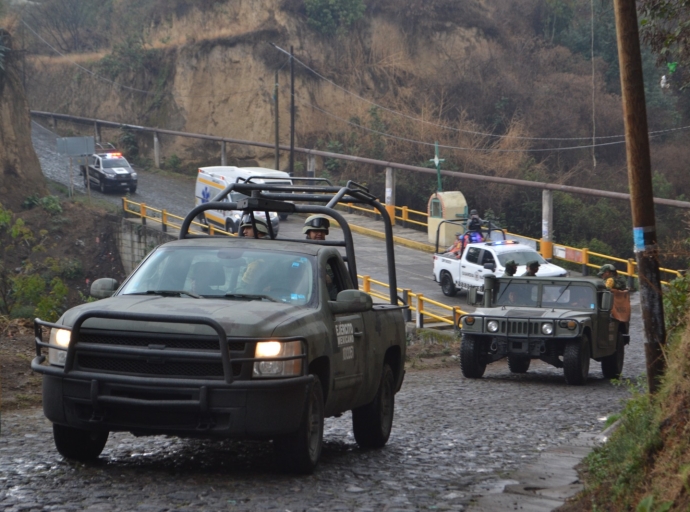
[433,239,568,296]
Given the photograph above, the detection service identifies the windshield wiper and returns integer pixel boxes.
[552,282,572,305]
[127,290,200,298]
[224,293,277,302]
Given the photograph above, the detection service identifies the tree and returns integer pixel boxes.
[638,1,690,88]
[24,0,101,53]
[305,0,366,35]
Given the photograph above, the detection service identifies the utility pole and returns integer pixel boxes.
[613,0,666,393]
[274,70,280,171]
[289,46,295,177]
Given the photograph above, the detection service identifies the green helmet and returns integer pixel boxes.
[505,260,517,268]
[526,260,540,267]
[597,263,616,277]
[239,213,269,235]
[303,215,331,234]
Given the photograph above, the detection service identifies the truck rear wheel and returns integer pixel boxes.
[460,334,486,378]
[274,375,324,474]
[441,272,457,297]
[99,179,106,193]
[352,364,395,449]
[563,333,591,385]
[508,354,531,373]
[53,424,108,462]
[601,331,625,379]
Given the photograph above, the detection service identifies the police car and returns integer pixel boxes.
[80,150,138,194]
[433,239,568,296]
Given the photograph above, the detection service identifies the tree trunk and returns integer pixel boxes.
[0,29,46,211]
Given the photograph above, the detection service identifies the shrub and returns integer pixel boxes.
[305,0,365,35]
[164,154,182,171]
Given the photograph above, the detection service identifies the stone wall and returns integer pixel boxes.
[117,218,176,274]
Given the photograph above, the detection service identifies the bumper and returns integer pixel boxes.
[104,177,136,188]
[36,362,312,438]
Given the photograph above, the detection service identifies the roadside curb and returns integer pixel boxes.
[467,421,619,511]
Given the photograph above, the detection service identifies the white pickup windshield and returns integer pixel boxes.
[120,247,315,305]
[497,251,547,266]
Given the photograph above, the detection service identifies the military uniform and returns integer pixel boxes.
[504,260,517,277]
[523,260,540,277]
[597,264,627,290]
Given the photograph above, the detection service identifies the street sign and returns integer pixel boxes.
[56,136,94,156]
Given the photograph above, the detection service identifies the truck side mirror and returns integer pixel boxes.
[467,287,480,305]
[600,291,612,311]
[329,289,373,314]
[91,278,119,299]
[483,262,496,272]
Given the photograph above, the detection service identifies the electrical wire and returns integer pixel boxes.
[272,43,690,143]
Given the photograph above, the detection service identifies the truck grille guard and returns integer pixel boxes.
[486,316,579,339]
[33,310,308,386]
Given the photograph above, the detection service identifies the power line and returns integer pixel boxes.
[271,43,690,143]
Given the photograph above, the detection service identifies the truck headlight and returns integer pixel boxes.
[48,328,71,366]
[541,323,554,335]
[253,340,303,378]
[487,320,499,333]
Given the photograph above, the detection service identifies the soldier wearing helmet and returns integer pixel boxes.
[504,260,518,277]
[597,264,627,290]
[239,213,269,239]
[303,215,331,240]
[523,260,540,277]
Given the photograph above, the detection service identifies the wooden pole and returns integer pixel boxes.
[613,0,666,393]
[274,70,280,171]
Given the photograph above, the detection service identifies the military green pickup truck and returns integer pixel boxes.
[32,181,407,473]
[459,274,630,385]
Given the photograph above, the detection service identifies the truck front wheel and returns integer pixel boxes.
[441,272,457,297]
[53,424,109,462]
[274,375,324,474]
[563,333,591,385]
[352,363,395,449]
[460,334,486,378]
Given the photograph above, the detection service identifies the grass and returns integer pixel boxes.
[578,330,690,511]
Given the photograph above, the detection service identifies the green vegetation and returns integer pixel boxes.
[305,0,366,35]
[0,200,73,322]
[579,275,690,511]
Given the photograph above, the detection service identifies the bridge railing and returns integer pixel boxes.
[122,197,234,236]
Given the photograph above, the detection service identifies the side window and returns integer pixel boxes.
[94,157,101,169]
[325,258,346,301]
[481,250,495,265]
[430,198,442,218]
[465,247,480,264]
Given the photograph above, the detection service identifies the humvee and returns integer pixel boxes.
[459,274,630,385]
[32,180,407,473]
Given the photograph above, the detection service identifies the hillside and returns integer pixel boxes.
[6,0,690,263]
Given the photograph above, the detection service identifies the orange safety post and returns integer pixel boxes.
[162,210,168,233]
[581,248,589,276]
[540,239,553,260]
[416,294,424,328]
[209,225,215,236]
[627,258,636,290]
[140,204,147,226]
[385,204,396,226]
[402,206,409,228]
[362,275,371,293]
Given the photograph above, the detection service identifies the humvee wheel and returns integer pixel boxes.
[508,354,531,373]
[353,364,395,449]
[275,375,324,474]
[601,331,625,379]
[441,272,457,297]
[53,424,109,462]
[563,333,591,385]
[460,334,486,378]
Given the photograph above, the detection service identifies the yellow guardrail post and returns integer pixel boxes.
[401,206,409,229]
[453,307,461,333]
[362,275,371,293]
[627,258,636,290]
[162,210,168,233]
[581,248,589,276]
[386,204,396,226]
[140,204,147,226]
[209,225,215,236]
[540,239,553,260]
[416,294,424,329]
[402,289,412,322]
[122,197,127,216]
[348,202,354,214]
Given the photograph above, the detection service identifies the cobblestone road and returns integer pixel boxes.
[3,122,646,511]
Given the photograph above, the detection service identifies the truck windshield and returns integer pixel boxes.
[495,282,538,307]
[542,284,595,309]
[102,158,130,169]
[497,251,546,266]
[120,247,315,305]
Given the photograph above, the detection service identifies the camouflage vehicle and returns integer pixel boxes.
[459,274,630,385]
[32,180,407,473]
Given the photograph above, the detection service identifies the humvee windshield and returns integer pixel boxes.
[120,247,315,305]
[495,281,595,309]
